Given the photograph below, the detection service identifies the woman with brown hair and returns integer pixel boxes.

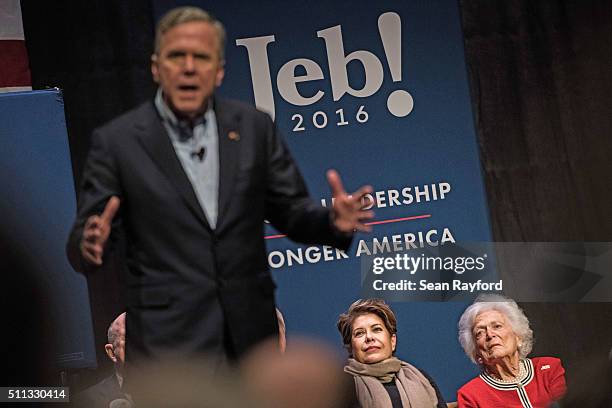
[337,298,447,408]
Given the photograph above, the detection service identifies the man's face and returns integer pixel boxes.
[151,21,225,119]
[113,333,125,366]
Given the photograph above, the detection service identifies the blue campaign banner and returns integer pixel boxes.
[154,0,488,395]
[0,89,96,369]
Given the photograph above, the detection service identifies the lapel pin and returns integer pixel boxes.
[228,131,240,141]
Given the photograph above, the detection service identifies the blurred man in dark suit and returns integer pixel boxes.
[67,6,373,368]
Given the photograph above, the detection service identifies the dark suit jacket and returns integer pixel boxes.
[67,98,350,361]
[72,374,126,408]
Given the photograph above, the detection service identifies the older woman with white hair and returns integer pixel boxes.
[456,295,566,408]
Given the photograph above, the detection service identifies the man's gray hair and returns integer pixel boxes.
[154,6,226,61]
[458,294,534,365]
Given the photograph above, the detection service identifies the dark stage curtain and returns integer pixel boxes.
[21,0,156,187]
[460,0,611,241]
[460,0,612,389]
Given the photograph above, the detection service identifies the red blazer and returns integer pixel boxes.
[457,357,566,408]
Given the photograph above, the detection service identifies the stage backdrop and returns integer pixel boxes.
[154,0,491,396]
[0,89,96,369]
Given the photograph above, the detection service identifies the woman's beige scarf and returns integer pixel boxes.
[344,357,438,408]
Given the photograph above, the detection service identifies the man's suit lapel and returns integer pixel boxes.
[134,102,211,230]
[215,98,241,230]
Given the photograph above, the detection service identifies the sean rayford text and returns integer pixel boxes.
[371,279,503,293]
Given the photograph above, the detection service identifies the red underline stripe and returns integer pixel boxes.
[264,234,288,240]
[264,214,432,240]
[365,214,431,225]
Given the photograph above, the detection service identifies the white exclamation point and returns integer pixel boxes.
[378,12,413,117]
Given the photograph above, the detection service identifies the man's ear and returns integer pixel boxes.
[215,61,225,87]
[105,344,116,362]
[151,54,160,84]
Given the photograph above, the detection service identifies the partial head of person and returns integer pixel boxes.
[151,7,226,120]
[337,298,397,364]
[242,337,355,408]
[458,294,533,368]
[105,312,127,373]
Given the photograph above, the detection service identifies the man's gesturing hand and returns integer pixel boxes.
[326,169,374,234]
[80,196,120,265]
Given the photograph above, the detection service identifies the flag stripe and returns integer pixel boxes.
[0,39,31,87]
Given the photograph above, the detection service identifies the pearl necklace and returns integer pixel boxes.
[487,359,527,384]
